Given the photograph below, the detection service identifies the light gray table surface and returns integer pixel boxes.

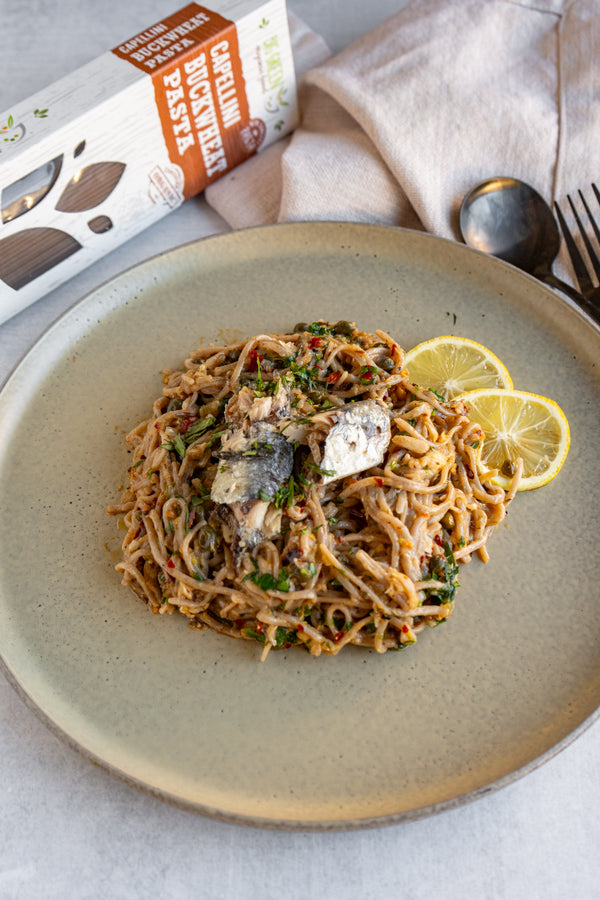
[1,2,599,898]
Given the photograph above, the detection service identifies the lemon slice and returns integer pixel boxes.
[404,336,513,400]
[456,388,570,491]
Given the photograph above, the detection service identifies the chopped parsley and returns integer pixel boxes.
[272,473,308,509]
[254,355,265,393]
[282,361,320,392]
[244,627,266,643]
[243,561,291,592]
[274,626,298,648]
[184,415,216,441]
[359,365,378,384]
[161,433,186,459]
[306,461,336,478]
[305,322,334,336]
[423,542,460,605]
[162,414,218,459]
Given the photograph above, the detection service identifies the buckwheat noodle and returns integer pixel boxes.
[107,322,521,659]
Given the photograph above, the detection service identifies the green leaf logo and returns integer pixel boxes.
[7,115,13,128]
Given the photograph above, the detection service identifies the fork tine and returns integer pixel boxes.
[574,190,600,281]
[585,186,600,243]
[554,199,594,293]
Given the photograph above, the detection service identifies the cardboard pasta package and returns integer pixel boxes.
[0,0,297,324]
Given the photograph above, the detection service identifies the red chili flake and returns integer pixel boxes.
[255,622,263,634]
[154,421,161,430]
[247,348,262,372]
[391,344,398,355]
[334,630,345,642]
[327,370,341,384]
[434,534,443,547]
[375,477,384,487]
[308,336,322,349]
[402,624,410,634]
[180,416,193,433]
[297,624,305,633]
[166,558,175,568]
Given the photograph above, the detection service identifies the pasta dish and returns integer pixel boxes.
[107,322,521,658]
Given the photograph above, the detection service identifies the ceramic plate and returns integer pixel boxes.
[1,222,599,829]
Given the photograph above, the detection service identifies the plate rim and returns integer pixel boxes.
[1,220,599,830]
[2,219,596,398]
[2,641,599,831]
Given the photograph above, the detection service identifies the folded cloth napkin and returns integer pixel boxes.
[206,0,600,285]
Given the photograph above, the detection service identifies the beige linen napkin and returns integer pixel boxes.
[206,0,600,282]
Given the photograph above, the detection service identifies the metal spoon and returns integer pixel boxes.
[459,176,583,303]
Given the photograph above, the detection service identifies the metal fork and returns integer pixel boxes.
[554,185,600,321]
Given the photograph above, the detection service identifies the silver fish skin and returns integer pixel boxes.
[319,399,391,483]
[210,422,293,505]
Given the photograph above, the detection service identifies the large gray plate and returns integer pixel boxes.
[1,222,599,829]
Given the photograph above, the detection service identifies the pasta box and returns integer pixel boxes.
[0,0,297,325]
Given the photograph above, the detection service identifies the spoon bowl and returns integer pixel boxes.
[459,176,580,302]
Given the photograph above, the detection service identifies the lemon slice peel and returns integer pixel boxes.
[404,336,513,400]
[455,387,570,491]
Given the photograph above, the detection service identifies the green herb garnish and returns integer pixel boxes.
[306,461,336,477]
[423,542,460,605]
[305,322,334,336]
[244,627,266,643]
[162,433,186,459]
[243,561,291,592]
[273,474,306,509]
[184,415,216,441]
[162,415,217,459]
[359,365,378,384]
[274,626,298,648]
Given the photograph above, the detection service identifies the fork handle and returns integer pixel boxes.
[541,272,600,324]
[541,271,585,302]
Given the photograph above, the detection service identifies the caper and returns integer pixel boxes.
[333,320,354,335]
[293,322,307,333]
[441,511,455,530]
[198,524,217,552]
[501,460,517,477]
[380,357,395,371]
[430,555,445,578]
